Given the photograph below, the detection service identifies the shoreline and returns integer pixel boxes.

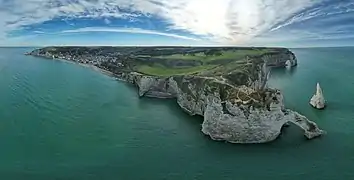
[26,48,324,143]
[79,62,116,77]
[38,56,117,78]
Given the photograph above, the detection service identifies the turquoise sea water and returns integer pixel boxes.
[0,47,354,179]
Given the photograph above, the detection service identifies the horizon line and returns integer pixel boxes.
[1,45,354,49]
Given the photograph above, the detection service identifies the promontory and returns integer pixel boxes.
[27,46,325,143]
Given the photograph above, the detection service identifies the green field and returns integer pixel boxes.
[134,49,270,76]
[156,49,270,62]
[136,64,217,76]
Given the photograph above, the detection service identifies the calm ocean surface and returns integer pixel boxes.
[0,47,354,179]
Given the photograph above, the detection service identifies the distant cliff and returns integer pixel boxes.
[28,46,324,143]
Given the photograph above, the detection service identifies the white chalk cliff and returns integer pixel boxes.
[120,53,325,144]
[310,83,326,109]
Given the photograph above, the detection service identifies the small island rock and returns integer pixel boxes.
[310,83,326,109]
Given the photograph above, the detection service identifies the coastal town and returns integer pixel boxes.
[26,47,128,75]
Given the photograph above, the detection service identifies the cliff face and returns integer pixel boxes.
[262,51,298,67]
[122,52,324,143]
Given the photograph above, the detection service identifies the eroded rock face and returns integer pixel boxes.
[170,78,324,143]
[202,93,323,143]
[124,71,324,144]
[119,51,324,144]
[310,83,326,109]
[262,51,298,67]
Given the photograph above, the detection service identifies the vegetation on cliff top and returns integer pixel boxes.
[30,46,291,87]
[137,64,217,76]
[131,48,273,76]
[154,49,270,62]
[29,46,293,114]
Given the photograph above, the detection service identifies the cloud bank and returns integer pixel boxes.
[62,27,201,41]
[0,0,353,46]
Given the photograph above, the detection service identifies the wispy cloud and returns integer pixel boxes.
[33,31,45,34]
[270,1,354,32]
[154,0,319,43]
[104,18,111,25]
[61,27,201,41]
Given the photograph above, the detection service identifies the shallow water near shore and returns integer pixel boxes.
[0,47,354,179]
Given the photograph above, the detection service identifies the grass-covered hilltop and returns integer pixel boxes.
[28,46,294,77]
[28,46,324,144]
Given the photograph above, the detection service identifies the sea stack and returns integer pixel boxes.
[310,83,326,109]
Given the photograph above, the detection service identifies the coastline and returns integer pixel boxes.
[26,47,324,143]
[41,56,117,78]
[79,62,116,77]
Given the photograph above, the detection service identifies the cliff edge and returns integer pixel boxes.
[28,46,325,143]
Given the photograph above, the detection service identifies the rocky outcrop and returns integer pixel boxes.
[262,51,298,67]
[310,83,326,109]
[202,92,322,143]
[123,72,176,98]
[123,64,324,143]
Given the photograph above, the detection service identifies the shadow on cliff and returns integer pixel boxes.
[137,96,204,124]
[270,66,298,78]
[123,81,204,125]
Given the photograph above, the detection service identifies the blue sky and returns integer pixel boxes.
[1,0,354,47]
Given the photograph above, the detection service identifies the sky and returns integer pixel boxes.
[1,0,354,47]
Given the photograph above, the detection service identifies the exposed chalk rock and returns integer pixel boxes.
[122,71,325,144]
[117,51,325,143]
[310,83,326,109]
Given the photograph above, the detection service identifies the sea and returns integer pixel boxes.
[0,47,353,180]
